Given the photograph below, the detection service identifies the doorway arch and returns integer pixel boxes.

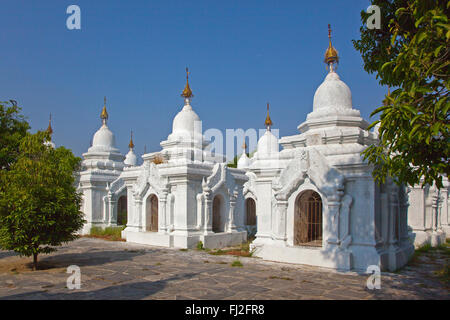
[294,190,322,247]
[245,198,256,226]
[146,194,158,232]
[212,195,223,233]
[117,195,127,226]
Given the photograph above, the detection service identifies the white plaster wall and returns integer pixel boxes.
[346,178,376,246]
[255,180,274,239]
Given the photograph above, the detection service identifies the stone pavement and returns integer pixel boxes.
[0,238,448,300]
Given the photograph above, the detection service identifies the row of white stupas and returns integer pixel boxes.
[73,26,448,272]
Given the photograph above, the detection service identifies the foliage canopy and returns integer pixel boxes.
[353,0,449,188]
[0,100,30,171]
[0,131,85,269]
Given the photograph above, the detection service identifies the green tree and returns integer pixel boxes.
[227,155,239,168]
[0,131,85,270]
[0,100,30,171]
[353,0,449,188]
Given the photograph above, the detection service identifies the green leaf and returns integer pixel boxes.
[416,32,427,44]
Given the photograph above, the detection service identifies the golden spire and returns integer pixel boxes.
[129,130,135,149]
[265,102,273,130]
[47,113,53,135]
[242,139,247,151]
[324,24,339,71]
[181,67,193,98]
[100,96,109,123]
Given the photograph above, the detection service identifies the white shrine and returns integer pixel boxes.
[78,70,248,249]
[76,27,448,271]
[407,178,448,247]
[240,27,416,272]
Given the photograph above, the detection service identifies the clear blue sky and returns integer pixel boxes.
[1,0,386,158]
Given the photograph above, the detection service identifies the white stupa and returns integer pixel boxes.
[44,114,56,149]
[251,103,281,171]
[257,103,279,156]
[124,130,137,166]
[237,140,250,169]
[246,25,414,272]
[78,97,125,233]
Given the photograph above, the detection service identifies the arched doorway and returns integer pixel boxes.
[294,190,322,247]
[146,194,158,232]
[212,195,222,233]
[117,195,127,226]
[245,198,256,226]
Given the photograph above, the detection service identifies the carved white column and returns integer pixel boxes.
[167,193,175,232]
[134,197,143,231]
[338,195,353,250]
[274,199,288,242]
[326,185,344,246]
[102,195,109,225]
[204,192,213,234]
[440,179,449,233]
[399,186,410,244]
[387,182,399,247]
[432,188,441,232]
[196,194,204,230]
[228,190,238,232]
[159,189,168,234]
[108,195,117,225]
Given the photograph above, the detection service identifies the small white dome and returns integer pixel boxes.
[91,125,116,152]
[171,103,202,139]
[313,72,352,111]
[257,130,279,155]
[237,152,250,169]
[124,149,137,166]
[44,140,56,149]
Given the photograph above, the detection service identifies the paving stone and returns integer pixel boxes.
[0,238,448,300]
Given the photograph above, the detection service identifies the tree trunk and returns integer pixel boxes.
[33,253,38,271]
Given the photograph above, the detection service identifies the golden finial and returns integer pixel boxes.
[101,96,109,122]
[242,139,247,151]
[181,67,193,98]
[265,102,273,130]
[324,24,339,71]
[129,130,135,149]
[47,113,53,139]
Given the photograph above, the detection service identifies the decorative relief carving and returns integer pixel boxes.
[243,172,258,200]
[204,163,236,197]
[205,163,222,191]
[339,194,353,250]
[132,162,168,198]
[274,148,343,201]
[108,176,125,198]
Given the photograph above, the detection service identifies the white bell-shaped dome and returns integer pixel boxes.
[257,130,279,155]
[90,124,117,152]
[124,149,137,166]
[313,71,352,111]
[237,152,250,169]
[171,102,202,139]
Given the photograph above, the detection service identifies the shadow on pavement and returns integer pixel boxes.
[1,272,199,300]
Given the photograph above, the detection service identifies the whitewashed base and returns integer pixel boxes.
[411,230,446,248]
[251,243,352,271]
[201,232,247,249]
[122,229,247,249]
